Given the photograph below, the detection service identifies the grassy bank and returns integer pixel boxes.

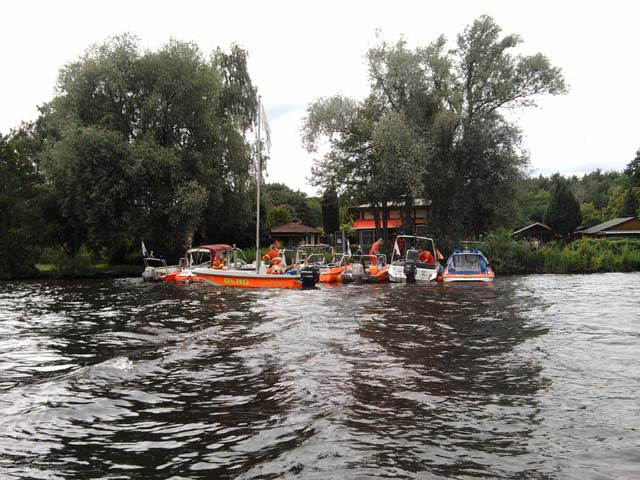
[481,231,640,274]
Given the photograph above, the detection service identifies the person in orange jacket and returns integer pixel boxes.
[262,244,279,264]
[266,256,283,274]
[369,238,384,265]
[213,253,225,269]
[419,249,435,264]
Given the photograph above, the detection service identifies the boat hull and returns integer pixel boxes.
[442,273,494,282]
[164,270,205,283]
[194,268,305,289]
[388,264,437,283]
[319,265,347,283]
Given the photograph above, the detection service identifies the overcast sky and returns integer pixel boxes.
[2,0,638,195]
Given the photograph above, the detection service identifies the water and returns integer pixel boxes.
[0,274,639,479]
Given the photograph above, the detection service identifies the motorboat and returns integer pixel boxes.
[339,254,389,283]
[319,252,351,283]
[194,251,318,288]
[388,235,439,283]
[141,242,178,282]
[193,97,318,289]
[442,249,494,282]
[164,244,251,283]
[142,255,178,282]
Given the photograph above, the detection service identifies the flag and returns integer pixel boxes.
[346,239,352,256]
[393,241,401,258]
[261,103,272,153]
[141,241,148,258]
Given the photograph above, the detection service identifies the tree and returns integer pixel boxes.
[624,148,640,186]
[263,183,321,227]
[0,130,43,278]
[34,36,258,259]
[267,205,293,229]
[544,178,582,238]
[321,188,340,235]
[620,187,640,217]
[580,202,604,228]
[303,16,566,240]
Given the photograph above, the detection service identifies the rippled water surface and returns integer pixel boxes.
[1,274,639,479]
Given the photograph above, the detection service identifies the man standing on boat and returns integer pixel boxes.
[263,244,279,265]
[370,239,384,265]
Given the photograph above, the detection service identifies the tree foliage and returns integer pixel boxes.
[303,16,567,240]
[544,178,582,238]
[31,35,259,260]
[0,130,43,278]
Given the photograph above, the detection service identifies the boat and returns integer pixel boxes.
[141,242,178,282]
[193,96,318,289]
[442,249,495,282]
[164,244,250,283]
[388,235,440,283]
[193,250,317,288]
[319,252,351,283]
[339,254,389,283]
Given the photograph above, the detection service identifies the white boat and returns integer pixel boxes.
[141,241,178,282]
[442,249,495,282]
[388,235,440,283]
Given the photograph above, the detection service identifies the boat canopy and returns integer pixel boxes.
[196,244,236,255]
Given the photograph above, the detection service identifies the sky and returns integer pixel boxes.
[2,0,639,196]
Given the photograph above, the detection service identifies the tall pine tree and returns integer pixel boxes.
[544,178,582,238]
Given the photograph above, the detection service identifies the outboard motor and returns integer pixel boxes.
[299,265,320,289]
[351,263,365,284]
[404,248,419,283]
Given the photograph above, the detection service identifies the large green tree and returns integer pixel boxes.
[303,16,566,240]
[34,35,258,260]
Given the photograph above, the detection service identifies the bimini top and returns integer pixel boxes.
[195,244,236,255]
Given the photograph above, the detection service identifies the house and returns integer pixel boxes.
[348,200,431,249]
[576,217,640,239]
[512,222,554,244]
[270,222,321,246]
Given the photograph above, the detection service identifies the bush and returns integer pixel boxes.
[480,234,640,274]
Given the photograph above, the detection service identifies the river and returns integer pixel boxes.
[0,273,639,479]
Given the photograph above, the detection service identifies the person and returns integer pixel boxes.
[396,236,405,257]
[419,249,435,264]
[355,244,363,256]
[213,253,225,269]
[262,244,279,264]
[266,256,284,274]
[369,238,384,265]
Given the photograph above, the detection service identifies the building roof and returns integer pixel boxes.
[580,217,636,235]
[270,223,321,234]
[513,222,553,235]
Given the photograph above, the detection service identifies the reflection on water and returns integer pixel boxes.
[1,274,639,479]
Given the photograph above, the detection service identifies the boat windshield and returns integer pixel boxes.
[448,252,488,273]
[392,235,435,262]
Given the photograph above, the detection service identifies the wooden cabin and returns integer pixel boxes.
[512,222,554,244]
[270,222,321,246]
[576,217,640,239]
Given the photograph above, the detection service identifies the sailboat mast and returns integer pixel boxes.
[255,94,262,274]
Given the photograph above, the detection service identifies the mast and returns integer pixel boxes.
[255,94,262,273]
